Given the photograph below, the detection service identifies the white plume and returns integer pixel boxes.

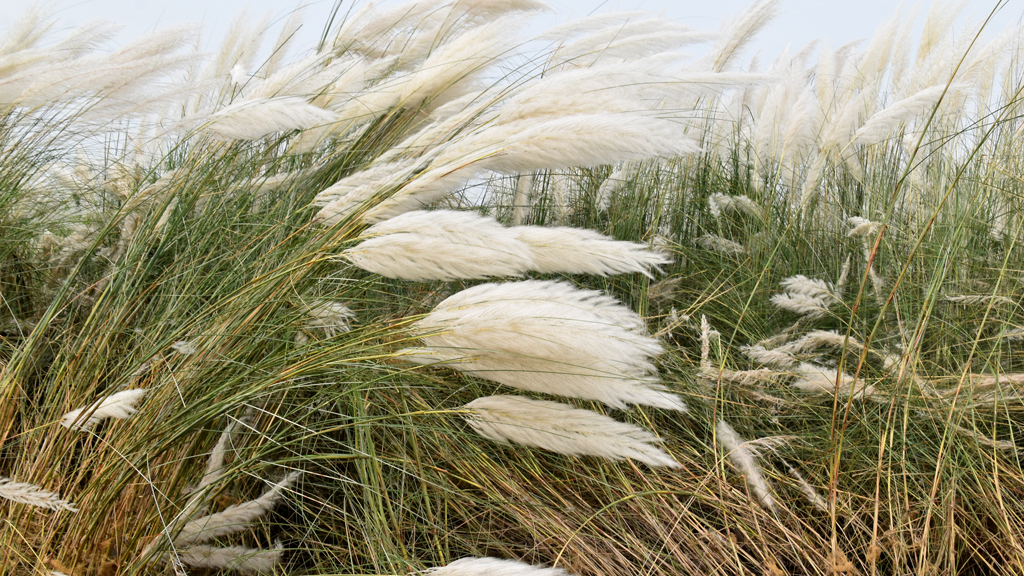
[344,210,670,280]
[769,293,831,317]
[708,193,764,220]
[171,340,198,355]
[344,210,534,281]
[779,275,839,302]
[203,96,338,140]
[174,472,300,548]
[427,557,571,576]
[853,85,955,144]
[791,363,875,399]
[512,226,670,278]
[61,389,148,431]
[716,420,776,512]
[403,281,686,411]
[770,275,841,317]
[0,477,77,512]
[740,345,797,368]
[302,299,355,337]
[847,216,881,237]
[167,541,283,573]
[697,234,746,255]
[464,395,680,467]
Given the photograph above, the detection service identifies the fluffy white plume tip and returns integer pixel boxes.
[699,315,720,372]
[709,193,764,220]
[61,389,148,431]
[847,217,881,237]
[779,275,838,301]
[513,226,671,278]
[426,556,572,576]
[171,340,198,355]
[344,210,669,281]
[169,541,284,573]
[174,471,301,547]
[697,234,746,255]
[769,293,830,317]
[716,420,776,512]
[465,395,680,467]
[344,210,534,281]
[770,275,840,318]
[740,344,797,368]
[302,299,355,336]
[0,477,78,512]
[204,97,338,140]
[406,280,685,411]
[791,363,875,399]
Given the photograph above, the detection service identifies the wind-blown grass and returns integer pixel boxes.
[1,1,1024,575]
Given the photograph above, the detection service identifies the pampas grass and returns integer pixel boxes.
[427,557,572,576]
[172,472,300,548]
[344,210,534,281]
[345,210,670,280]
[4,1,1024,575]
[402,280,687,411]
[300,299,355,337]
[60,389,148,431]
[739,344,797,368]
[0,478,77,512]
[708,193,764,220]
[171,341,198,355]
[464,395,680,467]
[512,226,670,278]
[697,234,746,255]
[791,363,876,399]
[165,542,284,574]
[770,275,842,318]
[202,96,339,140]
[716,420,776,512]
[143,417,298,573]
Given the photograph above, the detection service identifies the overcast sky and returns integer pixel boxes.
[7,0,1022,66]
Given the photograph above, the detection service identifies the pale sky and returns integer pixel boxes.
[8,0,1023,66]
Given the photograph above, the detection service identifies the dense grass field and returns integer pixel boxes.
[2,0,1024,574]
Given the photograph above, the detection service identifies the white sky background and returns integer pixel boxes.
[6,0,1022,71]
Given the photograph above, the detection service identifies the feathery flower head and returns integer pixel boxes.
[427,557,572,576]
[0,477,77,512]
[1003,327,1024,341]
[740,344,797,368]
[769,293,830,317]
[464,395,680,467]
[847,216,881,237]
[699,314,720,372]
[512,225,670,278]
[697,234,746,255]
[61,389,148,431]
[943,294,1015,306]
[203,96,338,140]
[166,541,284,574]
[771,275,841,317]
[301,299,355,337]
[171,340,198,355]
[403,280,686,411]
[344,210,534,281]
[779,275,838,301]
[173,472,301,548]
[791,363,875,399]
[716,420,776,512]
[853,85,958,144]
[708,193,765,220]
[344,209,671,280]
